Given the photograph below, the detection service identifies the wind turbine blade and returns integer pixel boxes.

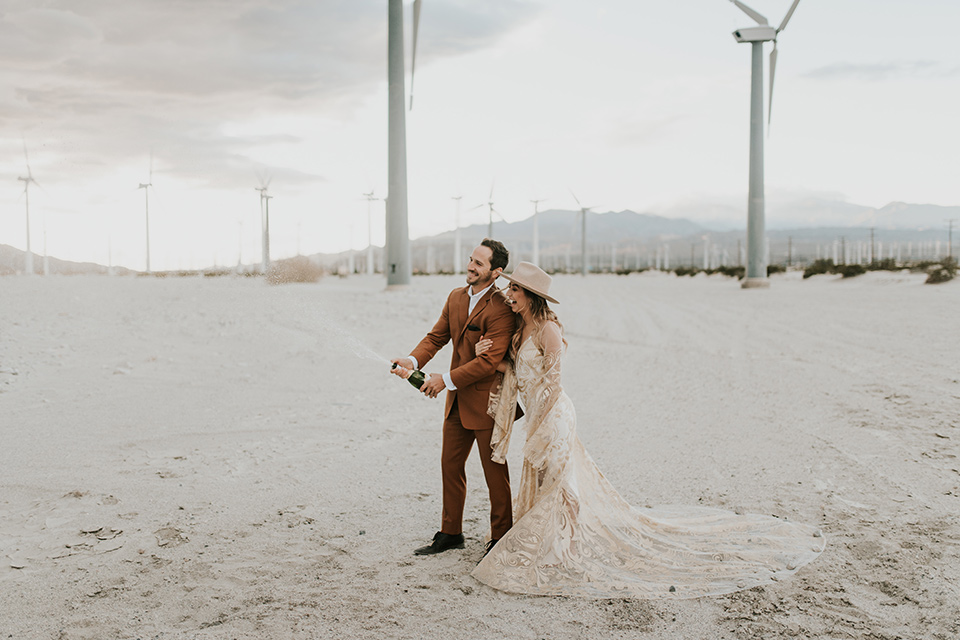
[488,179,495,201]
[568,189,582,208]
[768,45,777,127]
[409,0,422,111]
[468,203,486,211]
[728,0,768,25]
[22,139,33,177]
[493,209,509,223]
[777,0,801,32]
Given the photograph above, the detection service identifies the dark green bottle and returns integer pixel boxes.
[393,363,427,389]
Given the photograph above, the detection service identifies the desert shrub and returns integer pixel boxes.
[803,259,835,279]
[673,266,699,277]
[836,264,866,278]
[911,260,940,273]
[867,258,897,271]
[767,264,785,276]
[925,257,957,284]
[713,265,745,279]
[267,256,323,284]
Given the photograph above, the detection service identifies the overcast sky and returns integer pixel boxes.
[1,0,958,270]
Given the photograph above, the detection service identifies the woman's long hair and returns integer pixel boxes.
[510,287,567,357]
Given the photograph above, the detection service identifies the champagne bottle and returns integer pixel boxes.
[392,363,428,390]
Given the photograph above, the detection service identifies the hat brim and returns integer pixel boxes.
[500,274,559,304]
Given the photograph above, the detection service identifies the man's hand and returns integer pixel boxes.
[390,357,414,377]
[420,373,446,399]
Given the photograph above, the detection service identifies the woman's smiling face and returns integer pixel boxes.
[505,283,529,314]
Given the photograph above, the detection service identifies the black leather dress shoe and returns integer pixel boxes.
[482,538,500,558]
[414,531,465,556]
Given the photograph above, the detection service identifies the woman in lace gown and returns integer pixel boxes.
[471,262,824,599]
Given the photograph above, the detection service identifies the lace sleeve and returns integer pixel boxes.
[488,362,519,464]
[520,323,565,471]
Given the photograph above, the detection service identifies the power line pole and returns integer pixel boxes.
[869,227,875,265]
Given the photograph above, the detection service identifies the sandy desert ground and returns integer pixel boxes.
[1,270,958,639]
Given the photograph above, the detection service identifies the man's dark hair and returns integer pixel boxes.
[481,238,509,272]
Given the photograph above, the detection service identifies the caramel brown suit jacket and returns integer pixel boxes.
[410,285,516,430]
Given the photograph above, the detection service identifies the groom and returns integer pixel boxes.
[391,238,516,556]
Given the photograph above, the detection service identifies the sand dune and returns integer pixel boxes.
[1,272,958,639]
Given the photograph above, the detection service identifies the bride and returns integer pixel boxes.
[471,262,824,598]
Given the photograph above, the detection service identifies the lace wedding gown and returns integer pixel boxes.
[472,336,825,599]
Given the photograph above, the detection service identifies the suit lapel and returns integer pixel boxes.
[459,286,493,341]
[452,286,469,341]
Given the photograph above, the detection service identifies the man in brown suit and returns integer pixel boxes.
[391,239,516,556]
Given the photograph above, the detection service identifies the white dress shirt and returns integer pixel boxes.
[409,282,494,391]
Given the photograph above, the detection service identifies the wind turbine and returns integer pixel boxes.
[451,195,463,274]
[263,194,273,273]
[17,142,40,276]
[529,198,546,266]
[385,0,422,287]
[137,154,153,274]
[726,0,802,288]
[363,190,383,275]
[470,182,508,238]
[570,191,595,277]
[42,222,49,276]
[255,178,271,274]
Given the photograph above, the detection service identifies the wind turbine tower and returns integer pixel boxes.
[255,184,270,274]
[451,195,463,273]
[471,183,506,238]
[17,143,40,276]
[363,190,380,275]
[570,191,594,277]
[530,198,546,266]
[138,158,153,274]
[726,0,801,288]
[43,223,49,276]
[385,0,421,287]
[263,194,273,272]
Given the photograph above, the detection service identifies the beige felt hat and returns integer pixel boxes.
[502,262,559,304]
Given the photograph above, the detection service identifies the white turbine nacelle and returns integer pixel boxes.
[732,26,776,42]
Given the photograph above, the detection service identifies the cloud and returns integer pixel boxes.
[803,60,939,81]
[605,114,686,147]
[0,0,541,189]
